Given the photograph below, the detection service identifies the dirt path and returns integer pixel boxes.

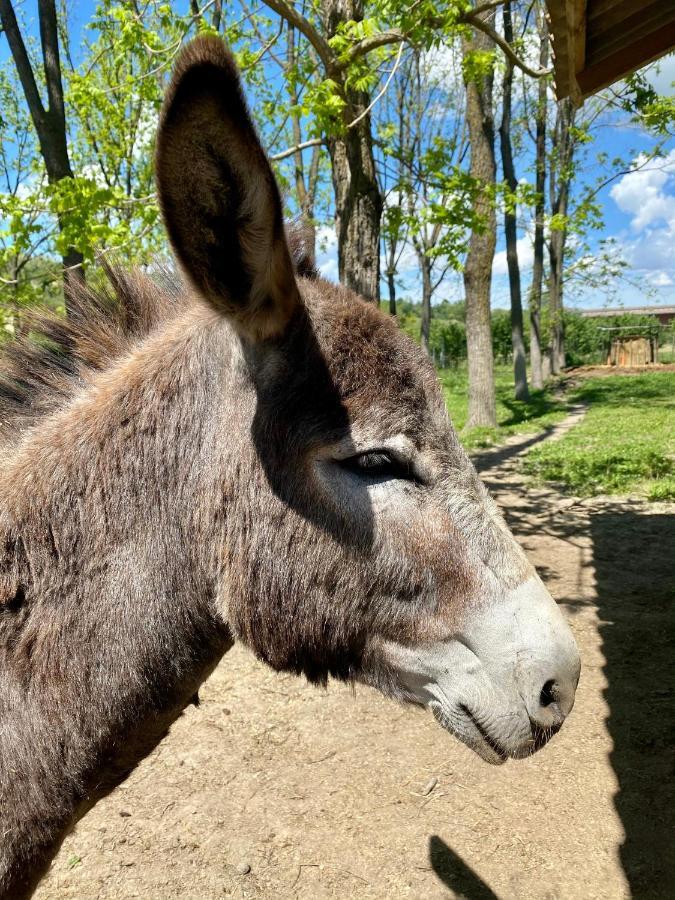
[35,417,674,900]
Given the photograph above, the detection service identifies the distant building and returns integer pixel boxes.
[579,306,675,326]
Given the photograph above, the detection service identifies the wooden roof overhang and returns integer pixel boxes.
[545,0,675,104]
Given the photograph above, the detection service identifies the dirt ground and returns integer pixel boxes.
[35,418,674,900]
[564,362,675,378]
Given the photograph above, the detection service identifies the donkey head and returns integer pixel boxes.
[155,37,580,764]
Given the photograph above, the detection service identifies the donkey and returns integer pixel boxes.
[0,36,580,897]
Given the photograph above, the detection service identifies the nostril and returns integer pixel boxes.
[540,679,559,708]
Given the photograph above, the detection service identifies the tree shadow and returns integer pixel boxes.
[428,835,499,899]
[590,508,675,897]
[497,495,675,897]
[498,389,565,427]
[471,428,556,473]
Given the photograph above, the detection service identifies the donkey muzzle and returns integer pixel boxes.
[383,575,581,764]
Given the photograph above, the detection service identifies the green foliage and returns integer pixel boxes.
[523,372,675,498]
[0,58,56,323]
[623,68,675,135]
[0,0,184,313]
[302,79,347,134]
[461,49,495,84]
[491,308,512,363]
[64,0,177,260]
[430,317,465,361]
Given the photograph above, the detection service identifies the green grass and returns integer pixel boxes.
[438,364,568,450]
[522,372,675,499]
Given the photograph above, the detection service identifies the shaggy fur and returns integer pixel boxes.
[0,37,531,898]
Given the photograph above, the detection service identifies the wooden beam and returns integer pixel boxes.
[587,0,662,35]
[577,20,675,96]
[562,0,587,103]
[587,2,674,64]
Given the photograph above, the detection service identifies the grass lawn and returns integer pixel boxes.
[522,371,675,500]
[438,364,568,450]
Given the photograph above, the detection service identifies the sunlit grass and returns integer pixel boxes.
[522,372,675,499]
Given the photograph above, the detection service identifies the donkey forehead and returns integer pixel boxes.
[300,279,445,441]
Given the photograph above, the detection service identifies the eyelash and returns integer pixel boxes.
[338,450,419,483]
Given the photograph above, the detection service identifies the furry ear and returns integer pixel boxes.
[155,36,299,341]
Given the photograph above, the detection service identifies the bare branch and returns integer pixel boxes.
[471,0,507,18]
[463,9,551,79]
[270,137,324,161]
[338,29,406,69]
[261,0,335,73]
[347,42,404,129]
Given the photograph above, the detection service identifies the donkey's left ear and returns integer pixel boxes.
[155,36,299,341]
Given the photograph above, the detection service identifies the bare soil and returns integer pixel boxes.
[564,362,675,378]
[35,420,674,900]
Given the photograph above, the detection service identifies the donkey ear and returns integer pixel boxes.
[155,36,299,341]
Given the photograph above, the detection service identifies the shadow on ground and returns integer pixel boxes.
[499,498,675,899]
[429,836,498,899]
[430,478,675,898]
[590,508,675,897]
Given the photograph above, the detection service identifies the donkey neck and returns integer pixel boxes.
[0,302,236,897]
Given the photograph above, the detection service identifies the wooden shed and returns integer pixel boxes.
[607,334,658,367]
[545,1,675,103]
[600,324,661,366]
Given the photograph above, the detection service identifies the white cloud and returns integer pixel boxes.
[492,233,534,275]
[609,150,675,231]
[421,44,464,96]
[315,224,338,280]
[648,271,674,287]
[608,151,675,284]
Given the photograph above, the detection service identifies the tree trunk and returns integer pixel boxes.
[462,10,497,428]
[528,7,548,391]
[419,251,432,355]
[287,24,319,264]
[498,0,528,401]
[0,0,84,302]
[548,97,575,374]
[327,137,382,300]
[549,228,566,373]
[321,0,382,302]
[386,266,397,316]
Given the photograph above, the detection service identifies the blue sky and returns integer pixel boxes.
[2,2,674,311]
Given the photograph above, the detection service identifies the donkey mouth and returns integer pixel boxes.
[429,700,524,766]
[458,704,511,763]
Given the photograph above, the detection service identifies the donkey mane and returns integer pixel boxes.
[0,228,316,447]
[0,267,181,446]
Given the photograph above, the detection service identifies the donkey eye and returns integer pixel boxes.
[338,450,416,482]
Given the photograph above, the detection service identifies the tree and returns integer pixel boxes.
[0,0,84,300]
[498,0,528,400]
[462,7,497,428]
[0,59,57,325]
[319,0,383,300]
[548,96,576,373]
[63,0,170,266]
[259,0,383,300]
[383,47,468,352]
[527,1,548,390]
[377,53,415,317]
[283,23,323,264]
[261,0,548,304]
